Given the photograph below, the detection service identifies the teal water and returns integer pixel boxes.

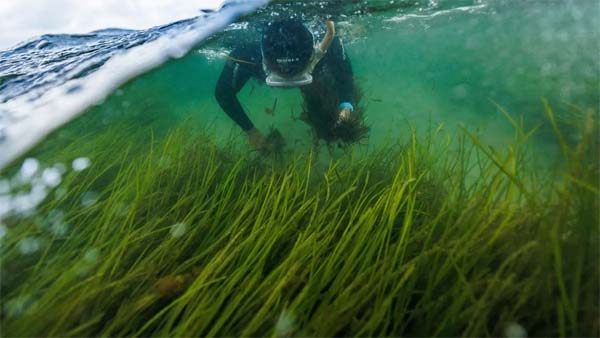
[47,0,598,159]
[2,0,598,233]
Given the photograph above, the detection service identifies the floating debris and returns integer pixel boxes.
[265,98,278,116]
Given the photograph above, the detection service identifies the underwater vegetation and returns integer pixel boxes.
[0,103,598,337]
[301,81,369,147]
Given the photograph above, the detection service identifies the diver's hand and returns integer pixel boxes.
[338,107,352,122]
[246,127,266,150]
[335,107,353,126]
[336,102,354,125]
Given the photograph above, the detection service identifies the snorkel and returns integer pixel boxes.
[263,21,336,87]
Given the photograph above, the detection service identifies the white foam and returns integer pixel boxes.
[385,4,487,23]
[0,0,268,171]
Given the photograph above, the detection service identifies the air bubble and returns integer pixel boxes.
[50,222,69,236]
[72,157,91,171]
[81,191,99,207]
[54,163,67,174]
[42,167,62,188]
[505,322,527,338]
[0,195,10,219]
[77,248,100,276]
[47,209,64,223]
[274,310,295,337]
[83,248,100,264]
[19,158,39,181]
[55,187,68,199]
[6,295,33,318]
[170,222,187,238]
[18,237,40,255]
[0,179,10,194]
[0,224,7,240]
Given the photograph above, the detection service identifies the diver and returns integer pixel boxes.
[215,19,369,150]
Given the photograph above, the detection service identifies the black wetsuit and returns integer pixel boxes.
[215,37,354,132]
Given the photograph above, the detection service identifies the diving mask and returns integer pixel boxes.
[263,21,336,88]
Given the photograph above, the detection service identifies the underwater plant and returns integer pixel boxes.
[301,79,370,148]
[0,104,597,337]
[258,127,286,157]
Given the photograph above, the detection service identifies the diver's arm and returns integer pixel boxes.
[215,61,254,132]
[214,48,259,132]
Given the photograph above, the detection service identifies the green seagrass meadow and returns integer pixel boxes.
[1,103,598,337]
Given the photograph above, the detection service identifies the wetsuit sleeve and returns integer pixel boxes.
[326,37,354,105]
[215,47,260,132]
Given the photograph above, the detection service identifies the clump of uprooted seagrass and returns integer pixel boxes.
[259,127,286,157]
[301,79,369,148]
[0,104,597,337]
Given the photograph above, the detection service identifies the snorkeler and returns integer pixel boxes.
[215,19,368,150]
